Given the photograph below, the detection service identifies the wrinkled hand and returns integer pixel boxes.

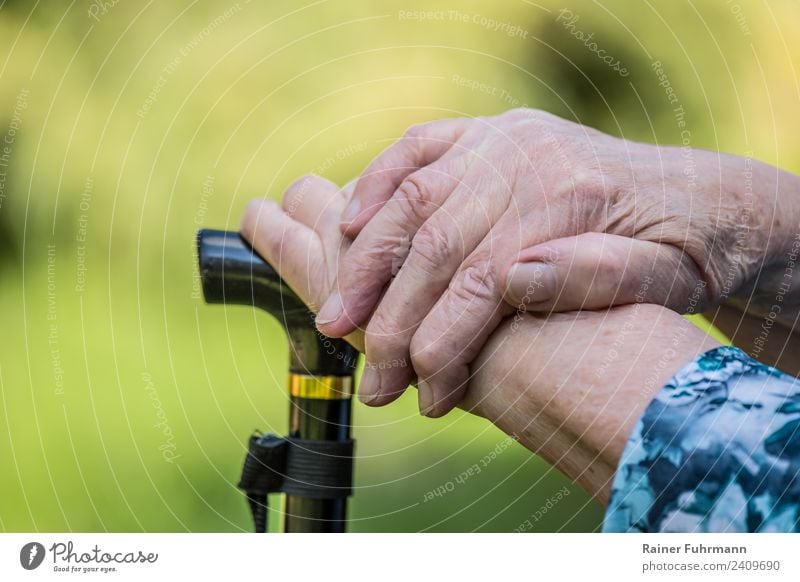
[313,108,790,417]
[239,176,364,352]
[240,175,720,501]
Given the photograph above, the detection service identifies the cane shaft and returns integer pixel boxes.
[284,374,352,533]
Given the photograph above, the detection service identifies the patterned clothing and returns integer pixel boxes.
[604,346,800,532]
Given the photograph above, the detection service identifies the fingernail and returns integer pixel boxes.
[341,197,361,225]
[418,379,435,417]
[316,293,343,326]
[506,262,556,306]
[358,365,380,405]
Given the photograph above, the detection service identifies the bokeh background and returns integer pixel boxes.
[1,0,798,532]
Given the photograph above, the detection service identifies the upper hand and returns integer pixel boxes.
[314,108,764,416]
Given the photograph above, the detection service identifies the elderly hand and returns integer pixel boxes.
[241,176,720,501]
[312,108,800,417]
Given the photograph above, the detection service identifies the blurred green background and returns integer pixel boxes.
[0,0,798,532]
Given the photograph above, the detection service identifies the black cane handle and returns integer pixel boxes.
[196,229,356,376]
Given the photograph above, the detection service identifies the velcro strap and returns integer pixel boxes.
[238,433,354,499]
[283,438,354,499]
[238,434,287,494]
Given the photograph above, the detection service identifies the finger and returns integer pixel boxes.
[240,199,326,310]
[503,233,710,313]
[315,155,468,338]
[281,175,353,265]
[242,195,367,356]
[281,174,347,230]
[410,245,515,418]
[340,117,472,236]
[359,171,512,406]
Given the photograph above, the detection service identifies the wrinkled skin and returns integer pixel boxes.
[240,176,719,502]
[310,109,800,417]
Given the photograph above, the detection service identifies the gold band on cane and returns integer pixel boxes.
[289,374,353,400]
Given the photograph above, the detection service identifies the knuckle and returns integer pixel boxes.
[548,176,577,203]
[564,233,625,277]
[569,162,602,195]
[402,123,426,142]
[450,261,498,305]
[409,223,453,272]
[285,173,317,193]
[547,159,598,204]
[394,172,437,223]
[595,248,625,279]
[573,233,623,275]
[502,107,539,122]
[240,199,283,258]
[240,199,264,234]
[342,235,402,282]
[282,174,317,213]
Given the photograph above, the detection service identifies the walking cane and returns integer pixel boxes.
[196,229,358,533]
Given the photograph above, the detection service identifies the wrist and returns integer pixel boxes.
[578,309,720,503]
[725,156,800,313]
[467,305,720,504]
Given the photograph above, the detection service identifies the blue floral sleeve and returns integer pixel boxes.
[603,346,800,532]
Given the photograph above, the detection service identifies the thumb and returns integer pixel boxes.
[503,233,710,313]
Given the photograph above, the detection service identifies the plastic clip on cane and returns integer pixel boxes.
[196,229,358,533]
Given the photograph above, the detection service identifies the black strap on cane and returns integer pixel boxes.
[238,432,355,532]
